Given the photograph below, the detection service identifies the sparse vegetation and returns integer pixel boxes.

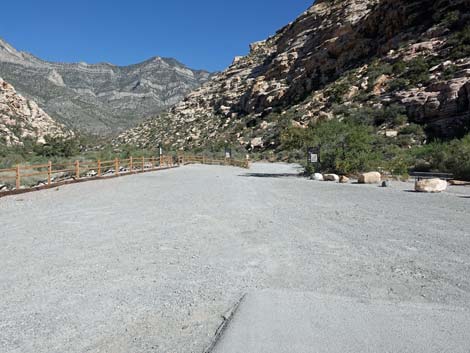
[280,115,470,180]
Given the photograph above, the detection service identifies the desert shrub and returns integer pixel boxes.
[367,61,393,92]
[446,23,470,60]
[406,57,431,85]
[343,104,408,127]
[34,136,80,158]
[380,143,414,176]
[328,82,351,104]
[441,64,458,80]
[281,120,382,174]
[392,61,407,75]
[399,123,425,137]
[410,134,470,180]
[388,77,410,91]
[437,10,461,29]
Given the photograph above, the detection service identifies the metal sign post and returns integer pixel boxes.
[225,146,232,159]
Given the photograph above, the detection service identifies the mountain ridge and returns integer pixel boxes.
[0,37,212,135]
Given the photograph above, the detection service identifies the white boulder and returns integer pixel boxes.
[312,173,324,181]
[415,178,448,193]
[358,172,382,184]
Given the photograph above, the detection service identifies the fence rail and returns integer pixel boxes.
[181,155,249,169]
[0,155,176,195]
[0,153,249,197]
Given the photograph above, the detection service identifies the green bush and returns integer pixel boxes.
[281,120,381,175]
[367,61,393,92]
[399,123,425,137]
[388,78,410,91]
[328,82,351,104]
[448,25,470,60]
[411,134,470,180]
[34,136,80,158]
[442,64,458,80]
[406,57,431,85]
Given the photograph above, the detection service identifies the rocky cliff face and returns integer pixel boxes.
[118,0,470,150]
[0,38,211,134]
[0,78,73,146]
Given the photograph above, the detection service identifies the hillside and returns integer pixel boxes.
[118,0,470,155]
[0,38,211,134]
[0,78,72,146]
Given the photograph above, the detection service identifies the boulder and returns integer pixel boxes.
[250,137,263,149]
[323,174,340,182]
[339,176,350,183]
[449,180,470,186]
[358,172,382,184]
[312,173,324,181]
[415,179,448,193]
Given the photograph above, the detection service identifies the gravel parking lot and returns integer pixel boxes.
[1,163,469,353]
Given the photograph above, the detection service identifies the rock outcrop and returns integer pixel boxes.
[0,78,73,146]
[0,38,211,134]
[118,0,470,150]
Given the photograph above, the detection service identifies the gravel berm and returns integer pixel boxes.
[0,163,469,353]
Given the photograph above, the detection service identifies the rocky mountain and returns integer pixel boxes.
[0,38,211,135]
[0,77,73,146]
[118,0,470,151]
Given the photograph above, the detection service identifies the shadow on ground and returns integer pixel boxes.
[239,173,303,178]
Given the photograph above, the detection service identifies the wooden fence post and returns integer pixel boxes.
[47,161,52,185]
[129,156,133,173]
[15,165,20,189]
[115,158,119,176]
[75,160,80,179]
[97,160,102,177]
[142,156,145,172]
[151,157,155,170]
[160,155,163,168]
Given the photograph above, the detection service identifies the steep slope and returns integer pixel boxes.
[118,0,470,150]
[0,38,211,134]
[0,78,73,146]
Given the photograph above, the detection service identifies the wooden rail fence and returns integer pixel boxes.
[180,155,250,169]
[0,155,175,196]
[0,154,249,197]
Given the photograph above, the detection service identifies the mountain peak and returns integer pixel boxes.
[0,38,212,135]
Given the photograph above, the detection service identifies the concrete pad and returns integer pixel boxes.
[211,290,470,353]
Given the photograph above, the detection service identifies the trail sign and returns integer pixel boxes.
[225,147,232,159]
[307,147,320,164]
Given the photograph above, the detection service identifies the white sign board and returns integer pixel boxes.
[310,153,318,163]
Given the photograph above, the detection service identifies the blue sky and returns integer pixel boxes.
[0,1,313,72]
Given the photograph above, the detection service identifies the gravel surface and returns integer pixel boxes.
[1,163,469,353]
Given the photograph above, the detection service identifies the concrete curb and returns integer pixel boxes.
[203,294,246,353]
